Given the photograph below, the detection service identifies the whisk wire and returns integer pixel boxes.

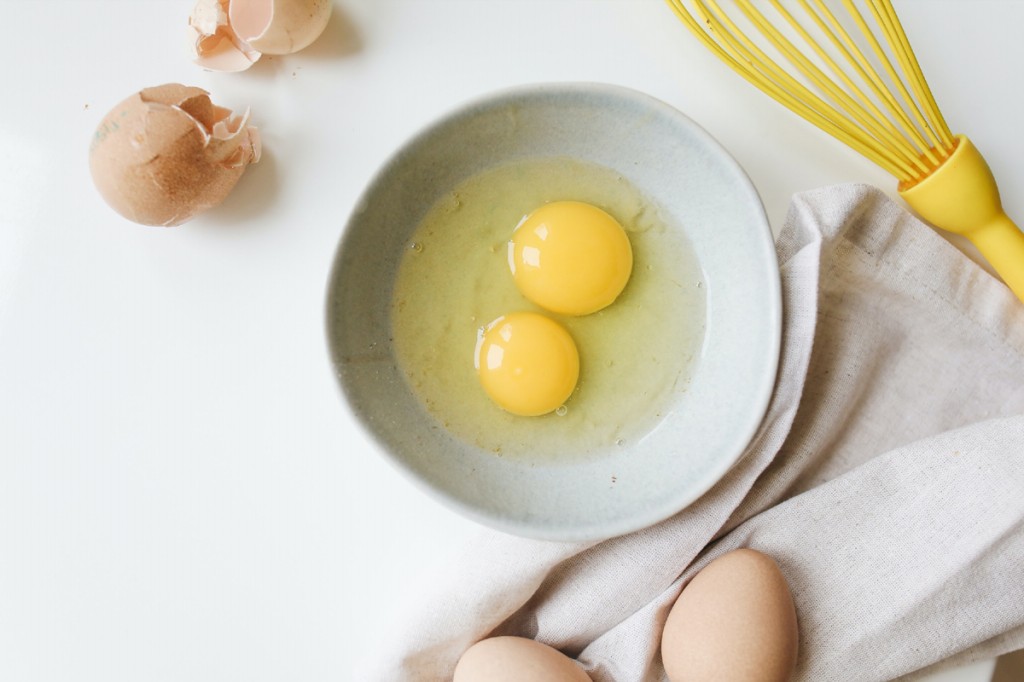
[667,0,959,183]
[676,0,914,180]
[793,1,902,132]
[677,0,918,179]
[686,0,837,133]
[754,0,933,176]
[850,1,942,162]
[801,0,939,169]
[867,0,955,153]
[716,0,858,126]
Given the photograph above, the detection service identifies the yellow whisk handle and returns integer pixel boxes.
[899,135,1024,304]
[966,213,1024,302]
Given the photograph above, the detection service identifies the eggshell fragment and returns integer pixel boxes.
[454,636,593,682]
[187,0,261,72]
[661,549,799,682]
[89,84,261,226]
[188,0,331,71]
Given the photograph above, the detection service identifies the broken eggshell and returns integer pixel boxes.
[187,0,332,72]
[89,84,261,227]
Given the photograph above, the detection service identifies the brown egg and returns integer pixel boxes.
[454,636,593,682]
[661,549,799,682]
[89,84,261,226]
[187,0,332,72]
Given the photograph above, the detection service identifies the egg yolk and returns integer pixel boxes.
[475,312,579,417]
[508,200,633,316]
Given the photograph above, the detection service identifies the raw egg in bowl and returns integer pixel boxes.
[325,83,780,541]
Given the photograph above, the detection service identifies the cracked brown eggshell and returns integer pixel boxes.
[89,84,261,227]
[188,0,332,71]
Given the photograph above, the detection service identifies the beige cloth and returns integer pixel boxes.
[359,184,1024,681]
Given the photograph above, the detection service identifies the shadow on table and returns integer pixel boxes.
[206,148,279,227]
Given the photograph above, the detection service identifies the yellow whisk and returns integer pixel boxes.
[666,0,1024,304]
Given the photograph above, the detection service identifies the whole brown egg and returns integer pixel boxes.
[661,548,799,682]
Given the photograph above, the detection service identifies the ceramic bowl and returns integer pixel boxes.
[325,83,781,541]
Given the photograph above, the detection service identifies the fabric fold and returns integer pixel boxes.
[358,184,1024,682]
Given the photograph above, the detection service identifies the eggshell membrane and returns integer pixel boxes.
[454,637,593,682]
[231,0,331,55]
[661,549,799,682]
[89,84,261,226]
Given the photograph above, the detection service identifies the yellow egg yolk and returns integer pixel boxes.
[508,200,633,316]
[474,312,580,417]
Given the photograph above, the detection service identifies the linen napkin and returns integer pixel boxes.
[359,184,1024,682]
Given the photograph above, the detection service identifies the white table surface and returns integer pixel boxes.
[1,1,1021,680]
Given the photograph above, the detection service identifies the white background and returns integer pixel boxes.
[1,1,1021,680]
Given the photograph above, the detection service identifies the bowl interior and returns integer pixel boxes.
[326,83,780,541]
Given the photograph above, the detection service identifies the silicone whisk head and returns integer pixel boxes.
[665,0,956,184]
[666,0,1024,304]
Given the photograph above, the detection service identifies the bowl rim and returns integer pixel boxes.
[324,81,782,542]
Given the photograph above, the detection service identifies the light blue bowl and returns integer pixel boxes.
[325,83,781,541]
